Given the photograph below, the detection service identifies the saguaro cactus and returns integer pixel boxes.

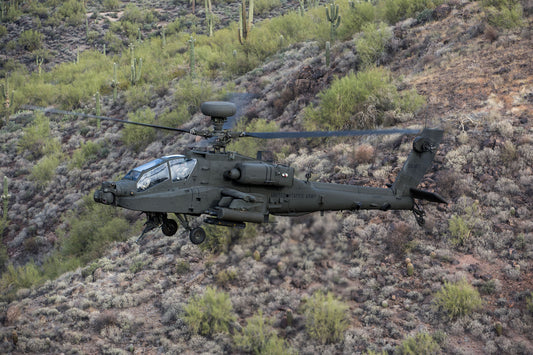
[205,0,214,37]
[129,44,143,85]
[238,0,254,44]
[326,2,341,42]
[111,62,118,101]
[188,36,196,78]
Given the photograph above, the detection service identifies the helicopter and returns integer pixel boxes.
[27,101,446,245]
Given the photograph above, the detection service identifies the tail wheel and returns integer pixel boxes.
[190,227,206,244]
[162,219,178,236]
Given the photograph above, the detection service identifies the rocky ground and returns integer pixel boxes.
[1,0,533,354]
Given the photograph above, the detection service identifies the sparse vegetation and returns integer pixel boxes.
[354,22,392,67]
[184,286,236,336]
[304,67,425,130]
[0,0,532,353]
[433,279,483,320]
[396,332,442,354]
[234,310,292,354]
[482,0,524,28]
[303,291,349,344]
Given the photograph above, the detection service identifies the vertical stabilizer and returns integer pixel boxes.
[392,128,444,197]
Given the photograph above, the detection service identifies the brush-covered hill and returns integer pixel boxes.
[1,0,533,353]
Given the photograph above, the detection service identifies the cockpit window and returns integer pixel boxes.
[123,158,165,181]
[169,158,197,181]
[136,163,169,191]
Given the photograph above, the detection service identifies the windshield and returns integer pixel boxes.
[169,158,197,181]
[123,158,165,181]
[137,163,169,191]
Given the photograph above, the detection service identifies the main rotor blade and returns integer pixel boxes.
[242,128,420,139]
[23,105,192,134]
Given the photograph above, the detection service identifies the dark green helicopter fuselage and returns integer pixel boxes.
[94,128,445,228]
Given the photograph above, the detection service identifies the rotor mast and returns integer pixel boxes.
[200,101,238,153]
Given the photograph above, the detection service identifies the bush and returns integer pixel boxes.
[234,310,293,354]
[482,0,524,28]
[17,113,61,160]
[0,262,42,300]
[18,29,43,51]
[396,332,441,354]
[103,0,120,11]
[54,0,86,26]
[174,78,216,115]
[355,22,393,68]
[184,286,236,336]
[30,154,61,188]
[60,195,135,264]
[433,279,483,320]
[304,67,424,130]
[527,292,533,314]
[341,1,376,38]
[448,200,479,248]
[201,224,256,254]
[69,141,106,169]
[303,291,349,344]
[378,0,440,25]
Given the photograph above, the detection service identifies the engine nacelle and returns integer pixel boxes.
[226,162,294,187]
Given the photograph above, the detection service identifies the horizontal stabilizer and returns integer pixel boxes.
[410,188,448,204]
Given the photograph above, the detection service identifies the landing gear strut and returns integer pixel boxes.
[176,214,206,244]
[412,202,426,227]
[136,212,207,244]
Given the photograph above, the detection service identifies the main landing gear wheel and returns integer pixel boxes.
[189,227,206,245]
[162,219,178,236]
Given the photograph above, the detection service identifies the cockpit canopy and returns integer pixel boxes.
[123,155,197,191]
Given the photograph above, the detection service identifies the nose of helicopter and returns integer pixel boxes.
[94,180,135,205]
[94,181,117,205]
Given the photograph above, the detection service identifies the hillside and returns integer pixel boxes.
[1,0,533,353]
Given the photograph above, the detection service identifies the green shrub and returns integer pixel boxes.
[448,200,479,247]
[0,261,42,300]
[396,332,441,355]
[18,29,43,51]
[103,0,120,11]
[30,154,61,188]
[234,310,293,354]
[341,1,376,38]
[184,286,236,336]
[69,141,106,169]
[175,78,216,114]
[433,279,483,320]
[60,195,135,264]
[54,0,86,26]
[303,291,349,344]
[527,292,533,314]
[378,0,439,25]
[17,113,61,160]
[448,215,471,247]
[354,22,392,68]
[482,0,523,28]
[305,67,424,130]
[255,0,282,15]
[0,25,7,39]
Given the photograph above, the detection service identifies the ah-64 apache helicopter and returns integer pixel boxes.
[29,101,446,245]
